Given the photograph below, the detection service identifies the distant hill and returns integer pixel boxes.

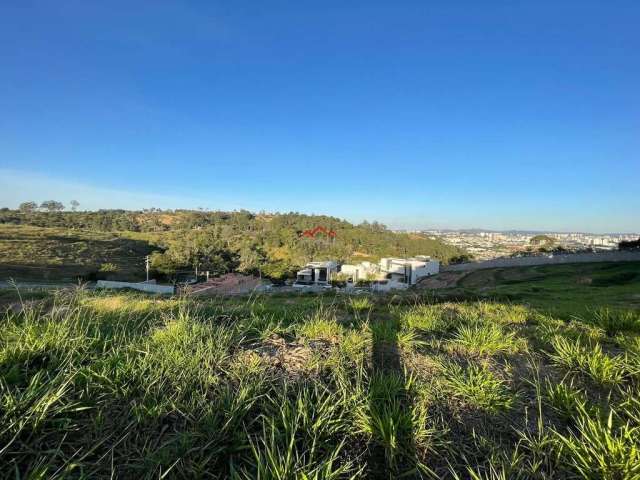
[0,209,465,281]
[0,225,155,282]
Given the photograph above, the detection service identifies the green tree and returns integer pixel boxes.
[261,259,296,282]
[238,244,267,275]
[70,200,80,211]
[19,201,38,213]
[40,200,65,212]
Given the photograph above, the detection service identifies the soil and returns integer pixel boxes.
[246,334,332,377]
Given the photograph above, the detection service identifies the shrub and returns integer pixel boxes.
[98,262,118,273]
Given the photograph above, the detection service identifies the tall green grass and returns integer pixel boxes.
[1,291,639,478]
[442,362,514,414]
[586,308,640,336]
[451,323,520,357]
[549,336,627,386]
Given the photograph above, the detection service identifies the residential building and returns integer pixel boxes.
[341,256,440,290]
[379,256,440,286]
[294,261,339,287]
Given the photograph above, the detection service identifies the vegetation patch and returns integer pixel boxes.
[0,210,465,282]
[450,323,520,357]
[1,290,640,478]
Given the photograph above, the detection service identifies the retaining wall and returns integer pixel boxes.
[96,280,175,294]
[442,251,640,272]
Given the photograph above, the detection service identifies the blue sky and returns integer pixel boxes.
[1,1,638,233]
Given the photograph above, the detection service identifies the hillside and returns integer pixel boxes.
[418,261,640,318]
[0,210,464,282]
[0,225,155,282]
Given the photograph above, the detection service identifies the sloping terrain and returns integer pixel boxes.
[0,225,155,281]
[1,290,639,478]
[0,210,465,282]
[419,261,640,318]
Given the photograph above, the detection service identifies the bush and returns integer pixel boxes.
[99,263,118,273]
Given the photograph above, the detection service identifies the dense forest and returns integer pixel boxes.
[0,208,465,281]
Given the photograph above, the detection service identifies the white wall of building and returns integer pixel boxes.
[342,256,440,287]
[410,260,440,283]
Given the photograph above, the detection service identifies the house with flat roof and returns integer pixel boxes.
[293,257,439,290]
[379,256,440,286]
[294,261,338,287]
[341,256,439,290]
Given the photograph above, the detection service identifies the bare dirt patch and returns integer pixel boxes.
[247,334,332,377]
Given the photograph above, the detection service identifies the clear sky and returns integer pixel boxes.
[1,1,638,233]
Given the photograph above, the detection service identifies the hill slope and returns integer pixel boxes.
[1,289,639,477]
[0,225,155,282]
[0,210,464,281]
[419,261,640,317]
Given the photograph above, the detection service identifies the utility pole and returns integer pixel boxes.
[145,255,150,282]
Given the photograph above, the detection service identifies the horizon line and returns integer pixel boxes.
[3,206,638,237]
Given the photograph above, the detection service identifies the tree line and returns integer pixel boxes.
[18,200,80,212]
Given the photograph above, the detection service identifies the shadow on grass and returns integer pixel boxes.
[368,313,417,478]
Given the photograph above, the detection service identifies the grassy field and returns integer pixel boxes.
[0,225,155,282]
[427,261,640,319]
[1,287,640,478]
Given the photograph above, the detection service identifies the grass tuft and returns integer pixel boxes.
[549,336,627,387]
[555,407,640,479]
[443,362,514,414]
[451,323,520,356]
[586,308,640,336]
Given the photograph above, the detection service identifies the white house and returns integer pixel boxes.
[339,261,378,283]
[294,261,339,287]
[341,256,439,291]
[379,256,440,285]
